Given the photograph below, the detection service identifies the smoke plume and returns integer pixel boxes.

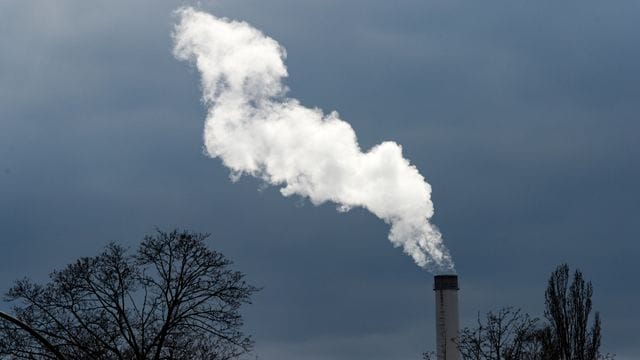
[173,7,454,272]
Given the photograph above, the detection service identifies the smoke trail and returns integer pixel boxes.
[173,7,454,272]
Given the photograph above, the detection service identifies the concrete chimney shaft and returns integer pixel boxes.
[434,275,460,360]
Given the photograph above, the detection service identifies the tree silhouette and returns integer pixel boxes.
[542,264,606,360]
[456,307,541,360]
[0,230,258,360]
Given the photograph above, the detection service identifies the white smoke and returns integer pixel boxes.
[173,7,454,272]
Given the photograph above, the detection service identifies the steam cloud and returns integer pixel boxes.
[173,8,454,272]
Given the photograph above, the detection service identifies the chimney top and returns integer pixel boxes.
[434,274,459,290]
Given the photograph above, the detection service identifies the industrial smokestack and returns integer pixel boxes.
[434,275,460,360]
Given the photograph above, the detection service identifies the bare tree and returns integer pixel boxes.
[456,307,541,360]
[0,229,258,360]
[543,264,608,360]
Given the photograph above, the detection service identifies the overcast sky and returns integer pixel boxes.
[1,1,638,359]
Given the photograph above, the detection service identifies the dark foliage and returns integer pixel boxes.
[0,230,258,360]
[542,264,608,360]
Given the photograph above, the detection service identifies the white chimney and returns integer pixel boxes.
[434,275,460,360]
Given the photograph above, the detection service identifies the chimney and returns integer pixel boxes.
[434,275,460,360]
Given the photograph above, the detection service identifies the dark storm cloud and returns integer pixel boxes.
[1,1,638,359]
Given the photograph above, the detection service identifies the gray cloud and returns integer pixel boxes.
[1,0,638,359]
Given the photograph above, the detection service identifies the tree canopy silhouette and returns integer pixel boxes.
[457,307,541,360]
[0,229,258,360]
[542,264,604,360]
